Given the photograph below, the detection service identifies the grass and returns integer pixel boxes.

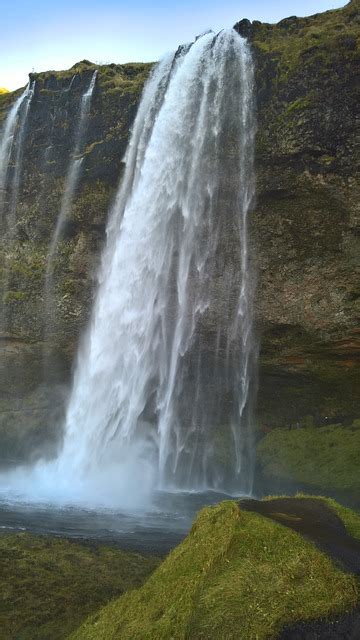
[252,0,360,82]
[0,533,159,640]
[257,424,360,493]
[70,500,358,640]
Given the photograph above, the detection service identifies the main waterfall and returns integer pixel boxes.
[53,29,256,501]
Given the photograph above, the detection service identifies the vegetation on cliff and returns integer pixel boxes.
[251,0,359,79]
[257,422,360,494]
[0,533,159,640]
[70,500,358,640]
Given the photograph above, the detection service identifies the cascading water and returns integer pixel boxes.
[50,28,257,502]
[0,81,35,334]
[0,81,34,227]
[8,82,35,226]
[44,70,97,365]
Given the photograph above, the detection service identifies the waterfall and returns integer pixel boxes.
[8,82,35,227]
[51,28,256,501]
[46,70,97,269]
[0,82,34,228]
[44,71,97,365]
[0,81,35,335]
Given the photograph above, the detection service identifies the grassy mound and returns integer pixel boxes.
[0,533,159,640]
[257,424,360,493]
[71,500,358,640]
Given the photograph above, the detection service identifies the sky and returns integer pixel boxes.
[1,0,346,90]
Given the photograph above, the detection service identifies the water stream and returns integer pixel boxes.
[43,71,97,365]
[0,81,35,334]
[0,81,34,228]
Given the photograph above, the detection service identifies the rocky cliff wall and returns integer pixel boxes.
[0,1,358,462]
[237,0,359,426]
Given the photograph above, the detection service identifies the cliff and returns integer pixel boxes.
[236,0,360,426]
[0,0,359,462]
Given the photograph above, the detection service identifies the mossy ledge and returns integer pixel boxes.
[0,534,159,640]
[70,499,359,640]
[257,423,360,498]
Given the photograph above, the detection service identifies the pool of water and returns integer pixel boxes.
[0,490,238,555]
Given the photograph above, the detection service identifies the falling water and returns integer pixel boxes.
[44,71,97,364]
[46,70,97,270]
[8,82,35,227]
[0,81,35,335]
[0,82,34,227]
[51,29,256,500]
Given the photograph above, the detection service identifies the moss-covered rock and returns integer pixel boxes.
[0,533,159,640]
[237,0,360,425]
[70,500,359,640]
[257,424,360,495]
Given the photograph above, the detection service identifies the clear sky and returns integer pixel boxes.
[1,0,346,90]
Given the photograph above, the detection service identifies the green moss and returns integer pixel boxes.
[257,425,360,492]
[83,139,104,155]
[252,1,360,83]
[3,290,27,302]
[71,500,358,640]
[0,533,159,640]
[285,96,312,114]
[32,60,152,97]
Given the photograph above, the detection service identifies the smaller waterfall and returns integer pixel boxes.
[8,82,35,227]
[47,70,97,264]
[0,81,35,335]
[0,82,33,226]
[44,71,97,369]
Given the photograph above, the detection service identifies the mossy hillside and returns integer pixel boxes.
[0,533,159,640]
[251,1,359,82]
[257,423,360,493]
[33,60,152,95]
[71,501,358,640]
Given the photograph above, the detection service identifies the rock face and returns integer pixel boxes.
[0,1,359,462]
[236,0,360,426]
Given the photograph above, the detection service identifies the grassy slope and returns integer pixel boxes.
[252,0,359,79]
[70,501,358,640]
[0,534,159,640]
[257,425,360,492]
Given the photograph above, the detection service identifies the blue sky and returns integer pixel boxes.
[2,0,346,90]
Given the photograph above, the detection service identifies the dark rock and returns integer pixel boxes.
[234,18,254,39]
